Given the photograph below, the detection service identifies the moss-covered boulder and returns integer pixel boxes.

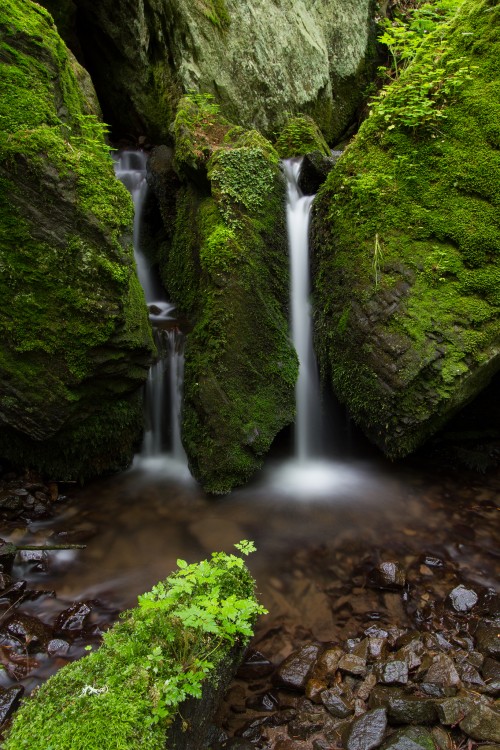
[4,544,265,750]
[312,0,500,457]
[0,0,154,480]
[148,95,297,493]
[43,0,377,143]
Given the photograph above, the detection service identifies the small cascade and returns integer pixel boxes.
[114,151,189,472]
[283,158,323,461]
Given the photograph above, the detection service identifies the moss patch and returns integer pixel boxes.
[312,0,500,457]
[159,102,297,493]
[0,0,153,478]
[4,546,263,750]
[274,115,331,158]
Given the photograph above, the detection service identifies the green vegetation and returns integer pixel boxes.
[274,115,331,158]
[5,542,266,750]
[372,0,475,130]
[0,0,153,479]
[312,0,500,457]
[197,0,231,29]
[163,98,298,492]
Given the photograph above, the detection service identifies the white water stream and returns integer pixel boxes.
[114,152,188,473]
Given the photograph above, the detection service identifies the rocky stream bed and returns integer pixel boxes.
[0,458,498,749]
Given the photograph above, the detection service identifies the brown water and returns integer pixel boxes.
[8,453,499,674]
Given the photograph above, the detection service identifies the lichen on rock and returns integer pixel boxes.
[311,0,500,458]
[0,0,154,480]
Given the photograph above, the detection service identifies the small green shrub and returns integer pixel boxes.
[274,115,330,158]
[5,542,266,750]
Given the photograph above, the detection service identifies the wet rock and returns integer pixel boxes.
[381,725,437,750]
[475,621,500,658]
[368,637,389,662]
[0,580,27,603]
[2,612,51,651]
[223,740,255,750]
[47,638,70,656]
[237,650,275,679]
[0,541,17,573]
[459,703,500,742]
[436,695,479,725]
[17,549,49,572]
[321,686,354,718]
[275,644,321,691]
[431,726,453,750]
[346,707,387,750]
[358,673,378,702]
[305,678,327,703]
[482,656,500,695]
[0,572,13,590]
[424,655,461,689]
[369,562,406,590]
[313,646,344,680]
[298,151,338,195]
[370,686,437,724]
[339,653,367,676]
[0,685,24,724]
[456,661,485,686]
[56,601,93,632]
[0,646,39,680]
[377,660,409,685]
[448,585,478,613]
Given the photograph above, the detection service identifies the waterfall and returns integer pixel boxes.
[283,158,322,461]
[114,151,189,473]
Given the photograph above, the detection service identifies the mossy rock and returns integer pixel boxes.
[274,115,331,158]
[150,98,298,493]
[311,0,500,458]
[4,547,262,750]
[0,0,154,480]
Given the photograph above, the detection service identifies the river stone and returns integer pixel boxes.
[424,655,461,688]
[475,621,500,658]
[0,686,24,724]
[339,653,367,676]
[482,657,500,695]
[436,695,478,725]
[369,562,406,590]
[321,687,354,718]
[275,644,322,691]
[298,151,339,195]
[370,686,438,725]
[448,585,478,613]
[377,660,409,685]
[346,707,387,750]
[381,726,437,750]
[459,703,500,742]
[313,646,345,680]
[56,602,93,632]
[2,613,51,652]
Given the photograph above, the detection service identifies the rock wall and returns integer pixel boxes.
[311,0,500,457]
[42,0,377,143]
[0,0,154,479]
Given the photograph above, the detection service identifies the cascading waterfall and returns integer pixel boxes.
[114,152,188,472]
[283,158,323,461]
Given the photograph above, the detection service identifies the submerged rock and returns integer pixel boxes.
[311,0,500,459]
[0,0,154,480]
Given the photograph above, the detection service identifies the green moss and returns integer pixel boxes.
[163,102,297,493]
[197,0,231,29]
[0,0,153,477]
[274,115,331,158]
[4,549,260,750]
[312,0,500,457]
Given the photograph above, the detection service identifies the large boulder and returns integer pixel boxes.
[148,95,298,493]
[311,0,500,457]
[41,0,377,142]
[0,0,154,480]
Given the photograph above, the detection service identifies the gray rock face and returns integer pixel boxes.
[57,0,376,141]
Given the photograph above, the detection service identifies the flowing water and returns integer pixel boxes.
[114,152,188,472]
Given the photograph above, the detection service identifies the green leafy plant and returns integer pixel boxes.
[371,1,476,130]
[5,542,266,750]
